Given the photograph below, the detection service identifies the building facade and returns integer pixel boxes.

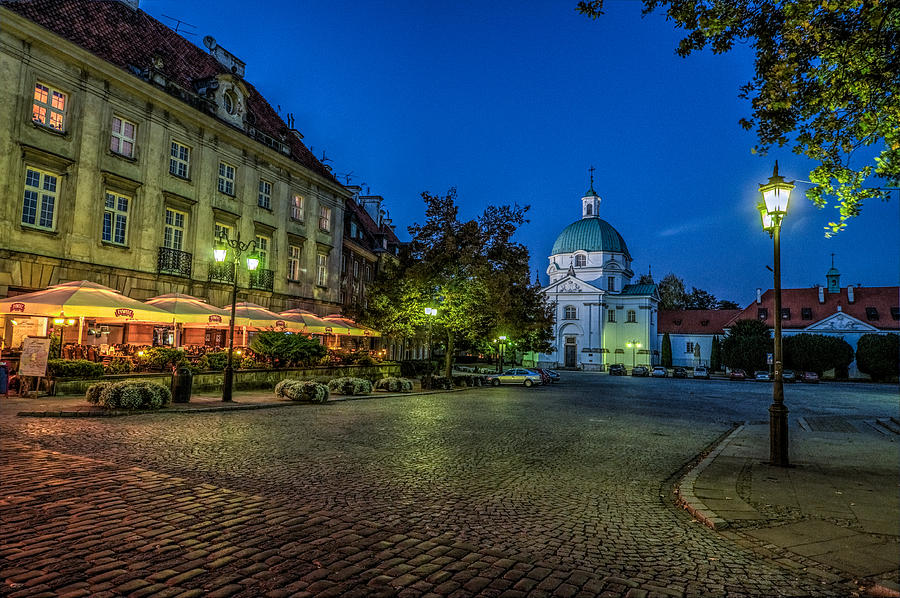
[0,0,349,350]
[537,184,658,370]
[657,309,740,368]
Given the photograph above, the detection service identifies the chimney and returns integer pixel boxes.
[818,286,825,303]
[847,285,855,303]
[756,288,762,304]
[203,36,246,78]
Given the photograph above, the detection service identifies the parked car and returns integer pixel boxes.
[783,369,796,382]
[693,366,710,380]
[632,365,650,377]
[544,369,561,383]
[729,369,747,381]
[486,368,543,387]
[673,367,688,379]
[651,366,668,378]
[800,371,820,383]
[608,364,626,376]
[754,370,772,381]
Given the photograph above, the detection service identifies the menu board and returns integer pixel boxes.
[19,337,51,377]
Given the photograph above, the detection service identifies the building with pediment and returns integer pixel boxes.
[537,181,658,370]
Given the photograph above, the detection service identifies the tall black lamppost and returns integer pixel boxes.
[213,232,258,402]
[424,306,437,384]
[497,335,508,373]
[757,161,794,466]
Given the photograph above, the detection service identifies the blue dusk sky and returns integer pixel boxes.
[142,0,899,305]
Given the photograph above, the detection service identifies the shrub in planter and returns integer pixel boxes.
[327,377,372,396]
[401,360,435,377]
[47,359,104,379]
[97,381,171,410]
[425,376,452,390]
[103,358,134,375]
[239,356,260,369]
[205,351,228,371]
[374,377,414,392]
[274,379,329,403]
[85,382,113,405]
[142,347,185,371]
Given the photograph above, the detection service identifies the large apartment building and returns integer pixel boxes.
[0,0,349,323]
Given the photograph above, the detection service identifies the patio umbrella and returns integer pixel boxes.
[220,302,305,347]
[0,280,173,345]
[145,293,230,325]
[279,309,345,335]
[323,315,381,337]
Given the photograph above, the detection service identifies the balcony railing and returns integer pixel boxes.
[208,261,236,284]
[249,268,275,292]
[157,247,192,277]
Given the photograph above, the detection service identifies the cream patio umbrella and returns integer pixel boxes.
[323,315,381,337]
[0,280,173,344]
[279,308,346,335]
[145,293,232,347]
[224,302,305,346]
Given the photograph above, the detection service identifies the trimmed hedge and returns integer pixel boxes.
[374,377,414,393]
[47,359,105,379]
[327,377,372,396]
[86,381,171,410]
[274,379,329,403]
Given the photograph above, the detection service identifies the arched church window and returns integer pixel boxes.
[564,305,577,320]
[575,254,586,267]
[627,310,637,323]
[585,204,592,216]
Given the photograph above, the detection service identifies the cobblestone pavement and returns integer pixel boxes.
[3,375,893,597]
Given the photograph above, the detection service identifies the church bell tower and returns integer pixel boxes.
[582,166,601,218]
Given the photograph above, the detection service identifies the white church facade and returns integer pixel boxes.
[537,183,659,370]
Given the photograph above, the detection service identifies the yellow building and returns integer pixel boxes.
[0,0,350,349]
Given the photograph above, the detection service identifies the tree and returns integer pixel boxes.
[661,332,672,367]
[855,334,899,382]
[658,273,687,310]
[782,333,854,377]
[716,300,740,310]
[710,335,722,372]
[578,0,899,235]
[721,319,771,373]
[685,287,718,310]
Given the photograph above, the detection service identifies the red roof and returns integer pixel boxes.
[727,286,899,331]
[658,310,742,335]
[1,0,336,182]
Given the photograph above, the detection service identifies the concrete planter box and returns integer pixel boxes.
[54,363,401,396]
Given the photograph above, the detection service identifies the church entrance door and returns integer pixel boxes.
[564,343,577,368]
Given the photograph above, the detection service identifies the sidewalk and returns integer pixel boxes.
[678,421,900,595]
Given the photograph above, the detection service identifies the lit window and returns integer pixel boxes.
[607,310,615,323]
[575,254,586,267]
[258,179,272,209]
[218,162,236,195]
[169,141,191,178]
[163,208,186,251]
[781,308,791,320]
[564,305,577,320]
[22,167,58,230]
[291,195,304,221]
[316,252,328,286]
[801,307,813,320]
[319,205,331,232]
[102,191,129,245]
[627,310,636,323]
[110,116,136,157]
[32,82,67,131]
[255,235,270,270]
[758,308,768,320]
[288,245,301,281]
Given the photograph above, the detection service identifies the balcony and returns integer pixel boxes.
[249,268,275,292]
[208,261,235,284]
[157,247,192,278]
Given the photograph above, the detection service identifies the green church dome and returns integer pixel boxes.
[551,218,631,258]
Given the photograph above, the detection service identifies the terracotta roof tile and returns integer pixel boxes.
[658,309,742,335]
[1,0,337,182]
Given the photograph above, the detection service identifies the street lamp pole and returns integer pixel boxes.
[758,162,794,466]
[214,232,258,402]
[626,340,641,369]
[424,307,437,386]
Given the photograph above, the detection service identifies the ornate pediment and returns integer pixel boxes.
[544,276,601,295]
[805,312,878,333]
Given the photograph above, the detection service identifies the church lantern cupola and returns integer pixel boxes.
[582,166,601,218]
[826,255,841,293]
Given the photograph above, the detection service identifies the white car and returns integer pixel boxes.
[651,366,668,378]
[486,368,542,387]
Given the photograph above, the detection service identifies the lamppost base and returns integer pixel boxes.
[768,402,789,467]
[222,365,234,402]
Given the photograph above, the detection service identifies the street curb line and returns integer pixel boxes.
[674,423,746,531]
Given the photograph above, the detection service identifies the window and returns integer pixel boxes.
[22,167,58,230]
[255,235,270,269]
[316,252,328,286]
[169,141,190,178]
[109,116,136,158]
[214,222,232,243]
[758,308,768,320]
[366,265,371,282]
[163,208,186,251]
[564,305,577,320]
[102,191,129,245]
[342,254,348,274]
[891,307,900,321]
[608,276,615,292]
[685,342,694,353]
[353,260,359,278]
[218,162,236,195]
[575,254,586,267]
[223,90,236,115]
[585,204,592,216]
[32,83,67,131]
[801,307,813,320]
[288,245,301,281]
[319,206,331,232]
[865,307,879,321]
[350,221,358,238]
[291,194,304,221]
[607,310,616,323]
[781,308,791,320]
[627,310,637,323]
[258,180,272,209]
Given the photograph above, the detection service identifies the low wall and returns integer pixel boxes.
[54,363,401,396]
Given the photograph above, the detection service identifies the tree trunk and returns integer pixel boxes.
[444,331,454,378]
